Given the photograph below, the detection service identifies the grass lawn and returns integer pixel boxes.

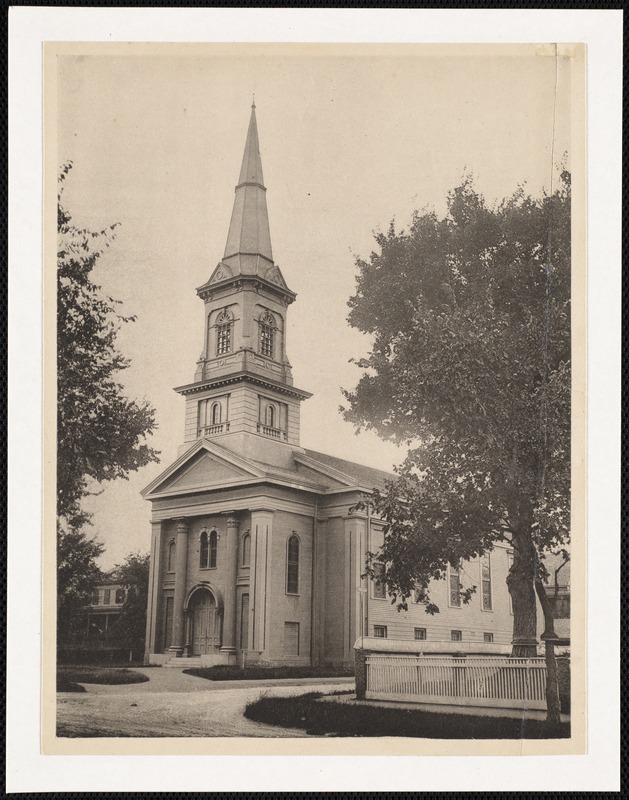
[57,667,150,692]
[244,692,571,739]
[182,664,354,681]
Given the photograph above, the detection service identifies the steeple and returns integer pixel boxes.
[220,102,275,276]
[177,102,311,465]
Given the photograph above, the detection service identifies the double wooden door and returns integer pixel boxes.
[191,591,221,655]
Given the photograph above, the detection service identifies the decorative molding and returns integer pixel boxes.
[174,370,312,400]
[196,274,296,305]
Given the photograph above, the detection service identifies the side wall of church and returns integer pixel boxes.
[365,530,515,652]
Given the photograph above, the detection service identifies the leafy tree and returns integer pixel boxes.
[57,528,104,644]
[57,163,159,646]
[57,162,159,530]
[106,552,150,656]
[343,173,571,691]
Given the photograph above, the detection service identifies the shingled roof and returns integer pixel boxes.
[303,448,396,490]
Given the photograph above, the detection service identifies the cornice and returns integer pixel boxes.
[196,273,296,305]
[174,370,312,400]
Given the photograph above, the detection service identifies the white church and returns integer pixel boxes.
[142,103,549,667]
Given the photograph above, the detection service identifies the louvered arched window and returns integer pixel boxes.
[211,402,221,425]
[259,311,275,359]
[216,309,232,356]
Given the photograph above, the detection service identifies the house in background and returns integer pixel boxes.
[142,103,568,667]
[85,576,127,642]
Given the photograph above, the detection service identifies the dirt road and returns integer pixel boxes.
[57,669,353,738]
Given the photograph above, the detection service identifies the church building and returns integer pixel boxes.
[142,104,529,667]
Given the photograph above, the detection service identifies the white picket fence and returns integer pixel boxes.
[365,654,549,710]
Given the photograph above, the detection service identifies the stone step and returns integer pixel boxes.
[163,657,203,669]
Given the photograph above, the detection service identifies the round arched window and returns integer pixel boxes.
[259,311,276,358]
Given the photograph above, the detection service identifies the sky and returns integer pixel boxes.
[56,44,573,569]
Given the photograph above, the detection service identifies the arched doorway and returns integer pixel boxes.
[189,588,221,655]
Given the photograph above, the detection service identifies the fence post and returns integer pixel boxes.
[355,648,368,700]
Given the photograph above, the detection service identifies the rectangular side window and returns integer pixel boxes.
[373,625,387,638]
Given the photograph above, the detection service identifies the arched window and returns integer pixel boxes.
[373,562,386,599]
[241,533,251,567]
[215,309,232,356]
[286,534,299,594]
[449,562,461,607]
[259,311,275,359]
[200,530,209,568]
[211,402,221,425]
[209,530,218,569]
[265,404,275,429]
[167,540,176,572]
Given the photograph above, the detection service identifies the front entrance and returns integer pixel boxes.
[190,590,221,655]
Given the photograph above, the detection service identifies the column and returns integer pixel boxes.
[169,518,189,656]
[220,513,239,654]
[183,609,193,657]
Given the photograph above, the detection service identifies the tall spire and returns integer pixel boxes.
[223,103,273,267]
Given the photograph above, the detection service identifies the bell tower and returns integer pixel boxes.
[174,102,311,466]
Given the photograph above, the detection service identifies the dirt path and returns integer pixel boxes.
[57,671,353,738]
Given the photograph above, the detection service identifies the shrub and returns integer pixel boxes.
[183,665,354,681]
[57,667,149,687]
[244,692,571,739]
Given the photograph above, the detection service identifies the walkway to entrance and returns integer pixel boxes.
[56,668,353,737]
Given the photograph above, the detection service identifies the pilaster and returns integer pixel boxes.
[250,507,274,657]
[144,521,163,662]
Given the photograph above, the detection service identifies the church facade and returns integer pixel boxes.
[142,104,525,667]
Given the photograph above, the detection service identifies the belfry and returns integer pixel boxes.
[142,104,520,667]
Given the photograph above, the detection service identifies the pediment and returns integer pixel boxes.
[262,263,288,290]
[142,440,265,498]
[208,262,234,284]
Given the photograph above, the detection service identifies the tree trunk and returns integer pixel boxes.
[535,578,562,724]
[507,525,538,657]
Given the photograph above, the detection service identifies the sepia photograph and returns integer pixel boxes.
[46,41,586,751]
[6,6,622,793]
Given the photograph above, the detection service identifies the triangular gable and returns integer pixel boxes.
[141,439,265,498]
[261,262,288,290]
[207,262,234,285]
[293,453,356,488]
